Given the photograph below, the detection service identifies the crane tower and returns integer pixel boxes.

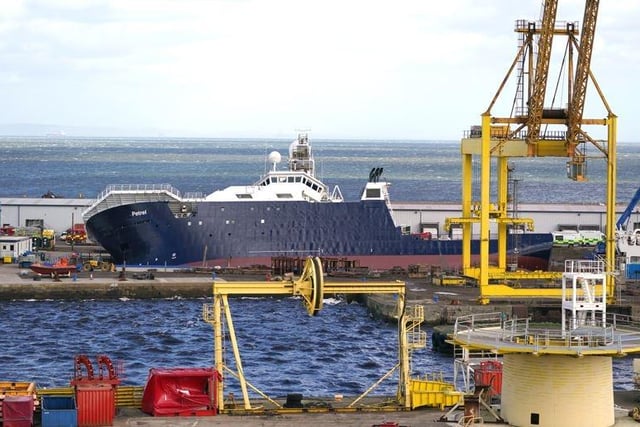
[447,0,617,304]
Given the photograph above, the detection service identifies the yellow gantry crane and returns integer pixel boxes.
[202,257,431,412]
[447,0,617,304]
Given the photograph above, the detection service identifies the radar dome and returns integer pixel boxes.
[268,151,282,164]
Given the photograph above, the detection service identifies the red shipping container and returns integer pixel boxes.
[76,384,116,426]
[2,395,34,427]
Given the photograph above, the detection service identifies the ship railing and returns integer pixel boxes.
[99,184,183,199]
[83,184,185,220]
[183,191,205,200]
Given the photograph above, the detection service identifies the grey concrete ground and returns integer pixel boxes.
[114,407,449,427]
[112,396,640,427]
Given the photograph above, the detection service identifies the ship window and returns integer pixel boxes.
[311,184,318,191]
[287,177,294,183]
[295,176,302,182]
[236,194,252,199]
[279,177,287,183]
[277,194,293,198]
[365,188,381,198]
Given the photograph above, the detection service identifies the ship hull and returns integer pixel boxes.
[85,199,552,271]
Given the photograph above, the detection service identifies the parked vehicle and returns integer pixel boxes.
[60,224,87,244]
[552,230,604,247]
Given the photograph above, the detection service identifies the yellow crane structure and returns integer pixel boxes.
[447,0,617,304]
[201,257,441,413]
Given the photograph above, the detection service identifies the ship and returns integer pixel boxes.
[82,133,552,271]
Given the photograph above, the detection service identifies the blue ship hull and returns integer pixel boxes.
[85,199,552,271]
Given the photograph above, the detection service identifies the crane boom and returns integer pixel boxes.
[567,0,600,154]
[527,0,558,143]
[616,187,640,230]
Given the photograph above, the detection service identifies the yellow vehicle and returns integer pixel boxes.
[81,258,115,272]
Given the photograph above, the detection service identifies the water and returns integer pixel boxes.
[0,296,456,396]
[1,296,635,394]
[0,136,639,203]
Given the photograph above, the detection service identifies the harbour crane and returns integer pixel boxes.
[447,0,617,303]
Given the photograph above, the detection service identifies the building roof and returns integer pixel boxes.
[0,236,32,242]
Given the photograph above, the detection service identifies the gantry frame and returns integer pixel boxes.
[202,257,423,412]
[448,0,616,304]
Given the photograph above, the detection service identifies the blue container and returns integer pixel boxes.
[41,396,77,427]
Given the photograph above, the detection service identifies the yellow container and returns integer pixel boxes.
[3,256,13,264]
[42,229,55,239]
[409,378,464,410]
[0,381,36,397]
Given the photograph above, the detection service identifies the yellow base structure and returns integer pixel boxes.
[501,354,614,427]
[409,376,464,410]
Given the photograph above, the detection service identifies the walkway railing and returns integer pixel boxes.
[453,312,640,354]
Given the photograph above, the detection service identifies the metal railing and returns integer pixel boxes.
[453,312,640,353]
[564,259,605,274]
[99,183,182,200]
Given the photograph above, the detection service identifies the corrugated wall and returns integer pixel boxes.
[501,353,613,427]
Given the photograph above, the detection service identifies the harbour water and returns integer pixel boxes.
[1,296,458,396]
[0,136,638,395]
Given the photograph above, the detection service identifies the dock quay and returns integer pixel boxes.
[1,246,639,316]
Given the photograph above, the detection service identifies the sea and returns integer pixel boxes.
[0,136,639,203]
[0,136,638,396]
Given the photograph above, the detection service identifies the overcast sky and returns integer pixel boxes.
[1,0,638,141]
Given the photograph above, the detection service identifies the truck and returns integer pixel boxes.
[552,230,604,247]
[60,224,87,244]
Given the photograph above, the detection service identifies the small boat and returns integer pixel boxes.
[30,257,78,277]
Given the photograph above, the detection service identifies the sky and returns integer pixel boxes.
[1,0,639,141]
